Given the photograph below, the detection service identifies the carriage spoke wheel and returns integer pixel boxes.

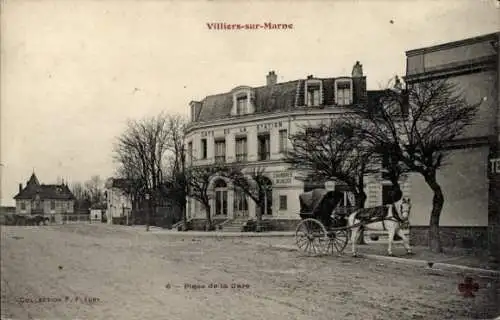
[295,218,329,256]
[326,229,349,254]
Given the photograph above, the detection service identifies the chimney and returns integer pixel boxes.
[266,71,277,86]
[352,61,363,77]
[393,75,403,92]
[19,183,22,193]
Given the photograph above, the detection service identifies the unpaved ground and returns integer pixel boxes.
[1,225,499,320]
[245,236,496,270]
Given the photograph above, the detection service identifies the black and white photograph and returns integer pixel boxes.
[1,1,499,319]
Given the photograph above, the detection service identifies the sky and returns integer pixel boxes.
[1,0,499,206]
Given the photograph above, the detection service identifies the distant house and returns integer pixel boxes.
[104,177,182,227]
[105,178,133,224]
[13,173,75,222]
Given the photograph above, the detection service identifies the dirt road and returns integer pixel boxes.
[1,225,498,320]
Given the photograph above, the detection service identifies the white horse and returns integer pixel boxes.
[347,198,412,257]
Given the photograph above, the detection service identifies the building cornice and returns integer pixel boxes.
[184,106,360,134]
[404,55,497,83]
[405,32,499,57]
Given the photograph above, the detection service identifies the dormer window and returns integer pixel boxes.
[236,95,247,115]
[335,79,353,106]
[305,80,323,106]
[231,86,254,116]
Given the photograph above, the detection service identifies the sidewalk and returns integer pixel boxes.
[245,238,500,277]
[128,225,296,237]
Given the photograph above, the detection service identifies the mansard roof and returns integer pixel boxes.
[193,75,368,123]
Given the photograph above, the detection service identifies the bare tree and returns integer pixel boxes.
[285,122,375,209]
[186,165,230,230]
[284,121,407,243]
[223,166,272,232]
[70,182,91,210]
[162,114,189,229]
[85,175,104,206]
[341,78,481,252]
[113,113,171,231]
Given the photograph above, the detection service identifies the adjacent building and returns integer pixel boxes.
[13,172,75,222]
[404,32,500,249]
[184,62,410,230]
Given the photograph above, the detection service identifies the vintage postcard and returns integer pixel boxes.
[1,0,499,319]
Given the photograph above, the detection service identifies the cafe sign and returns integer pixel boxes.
[273,171,293,185]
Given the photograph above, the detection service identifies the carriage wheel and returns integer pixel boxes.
[326,229,349,254]
[295,219,329,256]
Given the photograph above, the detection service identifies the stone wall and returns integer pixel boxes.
[410,226,489,249]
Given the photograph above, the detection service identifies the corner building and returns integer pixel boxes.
[404,32,499,250]
[184,62,407,230]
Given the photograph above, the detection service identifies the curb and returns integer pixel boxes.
[361,253,500,277]
[253,242,500,277]
[145,231,296,238]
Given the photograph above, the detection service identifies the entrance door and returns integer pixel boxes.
[214,179,228,216]
[234,188,248,218]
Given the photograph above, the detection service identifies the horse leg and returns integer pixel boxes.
[396,228,412,255]
[387,223,396,256]
[351,226,359,257]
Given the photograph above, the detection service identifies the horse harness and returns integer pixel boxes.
[356,203,407,231]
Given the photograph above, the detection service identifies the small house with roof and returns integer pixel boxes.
[13,173,75,220]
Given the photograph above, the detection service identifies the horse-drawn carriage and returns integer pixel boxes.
[295,188,412,257]
[295,189,353,256]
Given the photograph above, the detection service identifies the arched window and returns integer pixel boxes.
[214,179,228,216]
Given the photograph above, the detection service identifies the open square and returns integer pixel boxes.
[1,225,498,320]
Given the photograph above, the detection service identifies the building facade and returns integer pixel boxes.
[13,173,75,222]
[104,178,133,224]
[404,32,499,250]
[185,62,410,230]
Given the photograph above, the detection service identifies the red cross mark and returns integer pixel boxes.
[458,277,479,298]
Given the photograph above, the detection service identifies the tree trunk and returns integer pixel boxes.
[424,172,444,253]
[355,190,367,245]
[204,204,213,231]
[146,198,152,232]
[182,203,187,231]
[256,205,263,232]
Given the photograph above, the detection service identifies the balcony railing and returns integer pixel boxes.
[214,155,226,164]
[235,154,247,162]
